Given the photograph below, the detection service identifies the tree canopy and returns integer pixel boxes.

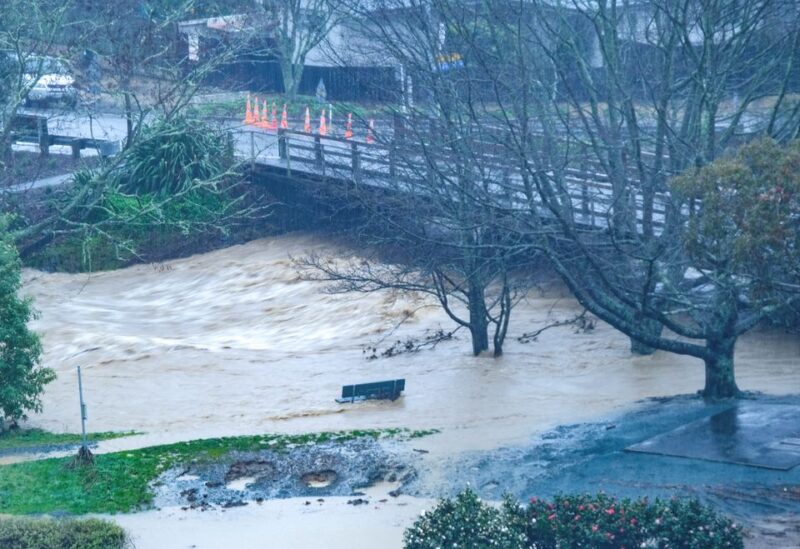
[0,217,54,427]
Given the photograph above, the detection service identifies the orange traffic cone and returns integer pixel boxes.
[280,104,288,129]
[257,100,268,129]
[319,109,327,136]
[270,102,278,131]
[366,118,375,144]
[344,113,353,139]
[304,106,311,133]
[244,94,253,125]
[253,96,261,125]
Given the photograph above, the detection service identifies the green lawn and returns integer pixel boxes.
[0,428,436,515]
[0,429,137,453]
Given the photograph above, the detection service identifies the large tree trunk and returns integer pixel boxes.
[702,336,740,399]
[467,281,489,356]
[281,60,303,100]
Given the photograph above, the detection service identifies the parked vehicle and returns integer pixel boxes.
[22,56,78,107]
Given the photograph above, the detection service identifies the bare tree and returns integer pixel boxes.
[250,0,345,99]
[349,0,800,396]
[294,1,535,357]
[0,0,80,156]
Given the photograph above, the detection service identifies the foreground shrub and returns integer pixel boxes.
[404,490,744,549]
[0,517,127,549]
[403,488,527,548]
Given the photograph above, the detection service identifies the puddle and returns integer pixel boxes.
[226,476,256,491]
[176,474,200,482]
[301,470,338,489]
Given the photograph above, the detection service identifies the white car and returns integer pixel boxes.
[22,56,78,107]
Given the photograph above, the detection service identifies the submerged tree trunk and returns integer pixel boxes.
[702,336,740,399]
[467,280,490,356]
[630,317,663,355]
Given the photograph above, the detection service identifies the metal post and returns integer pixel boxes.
[77,366,88,451]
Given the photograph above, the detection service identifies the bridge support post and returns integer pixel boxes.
[71,140,82,159]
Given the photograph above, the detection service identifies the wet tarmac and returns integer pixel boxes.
[429,394,800,521]
[628,402,800,470]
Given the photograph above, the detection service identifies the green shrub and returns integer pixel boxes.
[119,116,235,196]
[404,490,744,549]
[403,488,527,548]
[0,517,127,549]
[0,217,54,425]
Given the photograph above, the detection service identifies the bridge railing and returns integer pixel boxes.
[245,126,672,233]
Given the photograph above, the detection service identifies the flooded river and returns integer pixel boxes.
[17,233,800,548]
[21,233,800,455]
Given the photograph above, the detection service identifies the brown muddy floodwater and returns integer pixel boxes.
[21,233,800,455]
[17,233,800,549]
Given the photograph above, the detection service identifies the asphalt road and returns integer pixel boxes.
[16,105,284,161]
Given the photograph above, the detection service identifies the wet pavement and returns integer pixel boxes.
[427,394,800,521]
[628,402,800,470]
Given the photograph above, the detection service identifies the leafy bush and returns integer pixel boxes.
[119,115,235,196]
[403,488,527,549]
[0,217,54,425]
[0,517,128,549]
[404,490,744,549]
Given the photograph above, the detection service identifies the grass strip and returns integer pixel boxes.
[188,93,395,121]
[0,429,138,452]
[0,428,436,515]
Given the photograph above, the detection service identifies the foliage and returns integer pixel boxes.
[0,218,54,425]
[403,488,527,548]
[524,494,743,549]
[0,429,136,453]
[117,116,235,196]
[0,517,128,549]
[673,138,800,298]
[22,115,257,272]
[0,428,436,514]
[404,490,744,549]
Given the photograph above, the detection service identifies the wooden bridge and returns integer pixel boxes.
[239,125,672,233]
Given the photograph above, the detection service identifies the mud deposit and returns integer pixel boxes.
[427,394,800,524]
[155,438,415,509]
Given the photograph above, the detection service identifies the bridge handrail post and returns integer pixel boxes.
[314,135,324,172]
[249,130,255,170]
[351,142,361,183]
[278,128,287,160]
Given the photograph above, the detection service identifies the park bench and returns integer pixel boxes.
[335,379,405,403]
